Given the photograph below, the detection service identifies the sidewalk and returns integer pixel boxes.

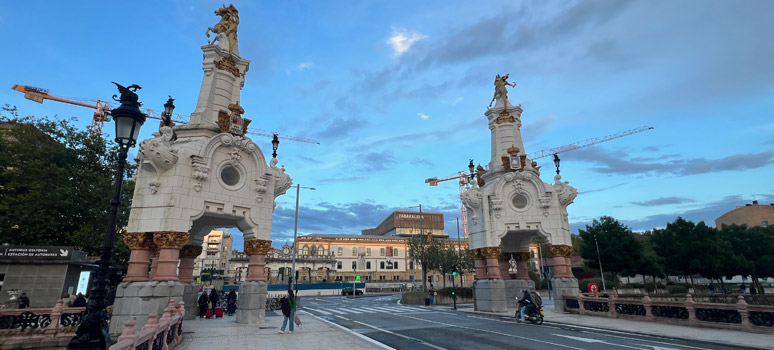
[443,301,771,350]
[176,310,390,350]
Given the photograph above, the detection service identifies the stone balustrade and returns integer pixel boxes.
[109,299,185,350]
[0,299,86,339]
[562,291,774,333]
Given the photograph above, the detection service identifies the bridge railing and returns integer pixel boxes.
[563,291,774,333]
[0,299,86,339]
[109,299,185,350]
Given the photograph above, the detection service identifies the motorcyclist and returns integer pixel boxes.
[517,289,537,322]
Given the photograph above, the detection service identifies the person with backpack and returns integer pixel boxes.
[198,291,209,319]
[278,290,296,334]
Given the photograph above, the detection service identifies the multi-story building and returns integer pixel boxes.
[193,230,233,287]
[715,200,774,228]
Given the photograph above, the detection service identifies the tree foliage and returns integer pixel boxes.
[0,106,134,265]
[577,216,642,284]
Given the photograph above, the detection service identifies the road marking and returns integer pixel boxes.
[351,320,450,350]
[328,309,348,315]
[398,314,585,350]
[549,324,713,350]
[300,311,394,350]
[345,308,363,314]
[303,307,332,315]
[635,345,682,350]
[552,334,670,350]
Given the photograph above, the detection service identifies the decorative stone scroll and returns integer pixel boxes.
[244,239,272,255]
[480,247,502,259]
[124,232,156,250]
[494,112,516,124]
[215,55,243,77]
[153,231,191,249]
[547,244,573,258]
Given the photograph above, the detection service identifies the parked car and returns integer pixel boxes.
[341,287,363,296]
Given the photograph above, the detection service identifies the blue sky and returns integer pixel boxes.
[2,1,773,250]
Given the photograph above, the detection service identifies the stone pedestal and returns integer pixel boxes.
[473,279,507,312]
[551,277,579,312]
[183,282,199,320]
[109,281,186,336]
[504,279,534,308]
[235,281,267,325]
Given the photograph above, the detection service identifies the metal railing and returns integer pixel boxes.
[0,299,86,339]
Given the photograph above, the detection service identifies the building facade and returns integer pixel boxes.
[193,230,234,287]
[715,200,774,228]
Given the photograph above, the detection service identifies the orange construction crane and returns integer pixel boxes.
[425,171,472,237]
[427,126,654,235]
[11,84,319,144]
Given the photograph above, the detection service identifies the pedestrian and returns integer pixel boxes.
[72,293,87,307]
[62,293,71,306]
[708,283,715,294]
[198,291,209,319]
[209,289,219,317]
[740,283,747,294]
[751,285,758,295]
[278,290,296,334]
[227,290,237,316]
[428,285,436,306]
[18,293,30,309]
[68,293,77,307]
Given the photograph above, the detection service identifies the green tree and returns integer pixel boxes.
[721,224,774,294]
[577,216,642,286]
[633,231,664,291]
[408,231,440,290]
[0,107,134,266]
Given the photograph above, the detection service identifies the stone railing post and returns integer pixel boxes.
[684,294,697,326]
[498,253,512,280]
[481,247,502,279]
[116,319,138,344]
[152,231,191,281]
[642,294,654,320]
[244,239,272,281]
[142,313,159,345]
[513,252,531,280]
[577,293,587,315]
[46,299,64,336]
[178,245,203,283]
[608,293,618,318]
[123,232,156,282]
[736,295,751,330]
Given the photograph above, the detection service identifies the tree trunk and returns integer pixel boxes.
[689,274,695,293]
[442,273,447,288]
[719,278,727,294]
[651,275,657,294]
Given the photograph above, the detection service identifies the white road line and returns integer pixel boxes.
[299,312,394,350]
[345,308,363,314]
[352,307,376,313]
[303,306,332,315]
[359,306,388,313]
[550,324,713,350]
[327,308,349,315]
[350,320,450,350]
[553,334,659,350]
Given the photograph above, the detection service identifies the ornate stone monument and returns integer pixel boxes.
[110,5,292,334]
[462,75,578,312]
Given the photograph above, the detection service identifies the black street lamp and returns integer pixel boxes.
[161,96,175,126]
[271,133,280,159]
[68,83,147,350]
[468,159,475,180]
[553,154,561,175]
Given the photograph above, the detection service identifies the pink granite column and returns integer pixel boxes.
[498,253,512,280]
[513,252,531,280]
[482,247,502,279]
[123,232,155,282]
[245,239,272,281]
[149,249,160,280]
[547,245,574,278]
[472,249,487,280]
[152,231,191,281]
[178,245,202,283]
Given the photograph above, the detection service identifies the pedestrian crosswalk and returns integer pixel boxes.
[303,305,433,316]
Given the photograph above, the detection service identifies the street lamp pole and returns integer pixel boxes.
[68,83,148,350]
[289,184,315,294]
[595,235,607,292]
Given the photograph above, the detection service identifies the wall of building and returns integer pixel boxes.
[715,201,774,228]
[0,264,68,308]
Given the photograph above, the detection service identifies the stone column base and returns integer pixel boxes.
[473,279,507,312]
[183,282,200,320]
[109,281,186,336]
[551,277,579,313]
[235,281,267,325]
[504,279,534,308]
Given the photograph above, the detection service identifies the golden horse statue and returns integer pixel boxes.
[206,4,239,55]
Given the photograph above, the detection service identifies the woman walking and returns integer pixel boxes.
[198,291,209,319]
[278,290,296,334]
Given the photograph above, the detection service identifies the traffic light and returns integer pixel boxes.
[451,264,457,276]
[356,275,361,281]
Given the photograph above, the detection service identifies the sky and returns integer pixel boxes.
[2,0,773,251]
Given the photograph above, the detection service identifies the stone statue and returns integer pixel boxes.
[489,74,516,108]
[206,4,240,55]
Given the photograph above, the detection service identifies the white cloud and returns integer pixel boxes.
[417,113,430,120]
[387,28,427,56]
[297,62,314,70]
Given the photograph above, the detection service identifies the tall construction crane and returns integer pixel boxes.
[426,125,654,235]
[11,84,320,144]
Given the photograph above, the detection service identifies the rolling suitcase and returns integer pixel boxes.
[216,307,224,318]
[206,308,213,319]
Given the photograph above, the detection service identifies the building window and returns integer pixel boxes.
[303,246,309,255]
[352,247,357,256]
[393,248,398,256]
[367,261,372,269]
[380,262,385,269]
[337,262,342,269]
[394,262,399,269]
[531,251,536,258]
[763,221,769,227]
[366,248,371,256]
[380,248,385,256]
[310,245,316,256]
[410,262,414,270]
[338,247,343,256]
[352,261,357,269]
[318,247,324,256]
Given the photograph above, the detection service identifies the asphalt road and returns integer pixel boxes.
[297,294,744,350]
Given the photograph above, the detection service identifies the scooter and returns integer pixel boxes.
[515,306,544,325]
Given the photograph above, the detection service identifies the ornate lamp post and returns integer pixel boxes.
[271,133,279,159]
[468,159,475,180]
[68,83,147,349]
[553,154,561,175]
[161,96,175,126]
